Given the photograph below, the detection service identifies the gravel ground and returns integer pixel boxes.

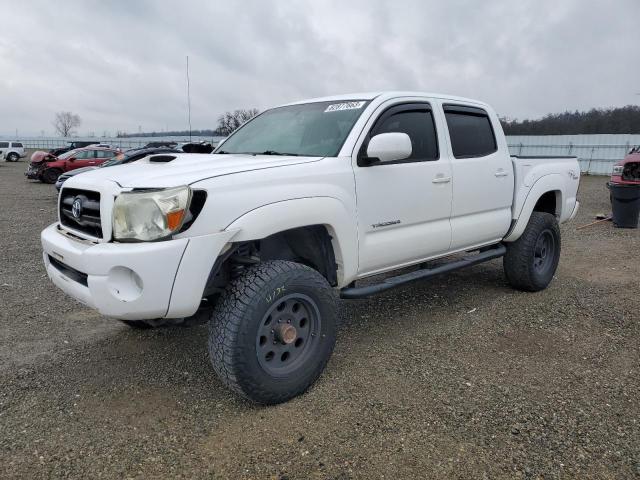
[0,157,638,479]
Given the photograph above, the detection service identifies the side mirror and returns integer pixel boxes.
[68,157,76,162]
[363,132,412,165]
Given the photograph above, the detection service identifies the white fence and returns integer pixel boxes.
[507,134,640,175]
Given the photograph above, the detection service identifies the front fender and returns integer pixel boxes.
[225,197,358,286]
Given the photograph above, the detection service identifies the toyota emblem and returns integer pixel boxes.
[72,198,83,219]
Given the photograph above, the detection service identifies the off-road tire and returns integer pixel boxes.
[504,212,561,292]
[7,153,19,162]
[42,168,62,184]
[208,260,338,405]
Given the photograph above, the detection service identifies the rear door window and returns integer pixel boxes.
[12,142,23,148]
[0,142,9,148]
[443,105,497,158]
[74,150,92,159]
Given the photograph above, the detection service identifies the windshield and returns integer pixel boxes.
[216,100,370,157]
[100,153,126,167]
[58,149,80,160]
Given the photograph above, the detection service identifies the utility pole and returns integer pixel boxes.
[186,55,192,142]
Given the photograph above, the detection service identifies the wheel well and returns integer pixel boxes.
[533,191,558,216]
[203,225,338,297]
[257,225,337,285]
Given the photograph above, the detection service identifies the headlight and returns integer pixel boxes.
[113,186,192,241]
[612,165,624,175]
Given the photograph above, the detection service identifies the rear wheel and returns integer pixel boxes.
[208,260,337,404]
[503,212,561,292]
[42,168,62,184]
[7,153,19,162]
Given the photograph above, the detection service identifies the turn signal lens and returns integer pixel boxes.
[166,209,186,231]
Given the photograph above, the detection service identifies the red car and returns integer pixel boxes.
[611,146,640,185]
[25,146,121,184]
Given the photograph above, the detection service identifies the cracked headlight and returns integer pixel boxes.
[113,186,192,241]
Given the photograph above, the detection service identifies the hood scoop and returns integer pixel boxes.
[148,155,177,163]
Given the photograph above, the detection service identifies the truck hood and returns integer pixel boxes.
[61,166,98,178]
[68,153,323,188]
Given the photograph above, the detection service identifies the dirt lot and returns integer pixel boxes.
[0,158,638,479]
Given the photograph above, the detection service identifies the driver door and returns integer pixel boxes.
[353,102,452,276]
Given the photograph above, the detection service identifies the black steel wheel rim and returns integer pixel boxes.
[256,293,321,377]
[533,229,555,274]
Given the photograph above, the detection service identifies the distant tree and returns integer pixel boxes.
[216,108,260,136]
[500,105,640,135]
[52,111,82,137]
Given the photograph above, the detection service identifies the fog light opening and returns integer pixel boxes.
[107,266,144,302]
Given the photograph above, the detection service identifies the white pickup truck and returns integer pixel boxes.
[41,92,580,404]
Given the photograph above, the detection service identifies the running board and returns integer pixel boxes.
[340,244,506,299]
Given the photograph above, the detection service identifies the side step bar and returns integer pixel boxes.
[340,244,507,299]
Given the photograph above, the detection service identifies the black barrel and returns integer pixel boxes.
[608,182,640,228]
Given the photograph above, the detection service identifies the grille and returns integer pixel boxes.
[59,188,103,238]
[622,161,640,182]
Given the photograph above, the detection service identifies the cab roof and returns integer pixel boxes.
[281,91,489,108]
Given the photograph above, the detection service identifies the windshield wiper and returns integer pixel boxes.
[258,150,299,156]
[215,150,229,154]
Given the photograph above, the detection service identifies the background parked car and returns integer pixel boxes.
[55,146,180,190]
[143,141,178,149]
[26,146,121,184]
[49,141,101,157]
[179,141,214,153]
[611,146,640,184]
[0,141,26,162]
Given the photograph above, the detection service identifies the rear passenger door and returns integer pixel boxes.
[442,104,513,250]
[353,102,452,275]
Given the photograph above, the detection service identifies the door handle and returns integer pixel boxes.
[432,176,451,184]
[495,170,509,177]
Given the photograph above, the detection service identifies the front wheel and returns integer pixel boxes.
[208,260,337,404]
[41,168,62,184]
[7,153,19,162]
[503,212,561,292]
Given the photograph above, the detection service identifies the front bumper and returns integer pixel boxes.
[55,177,67,191]
[26,164,43,179]
[41,223,237,320]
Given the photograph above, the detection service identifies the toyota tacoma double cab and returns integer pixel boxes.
[41,92,580,404]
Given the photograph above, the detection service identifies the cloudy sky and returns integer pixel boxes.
[1,0,638,136]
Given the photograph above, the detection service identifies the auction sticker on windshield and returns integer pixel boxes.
[324,101,366,112]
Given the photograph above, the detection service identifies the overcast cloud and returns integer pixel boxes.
[1,0,638,136]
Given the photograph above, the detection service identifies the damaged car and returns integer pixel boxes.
[26,146,121,184]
